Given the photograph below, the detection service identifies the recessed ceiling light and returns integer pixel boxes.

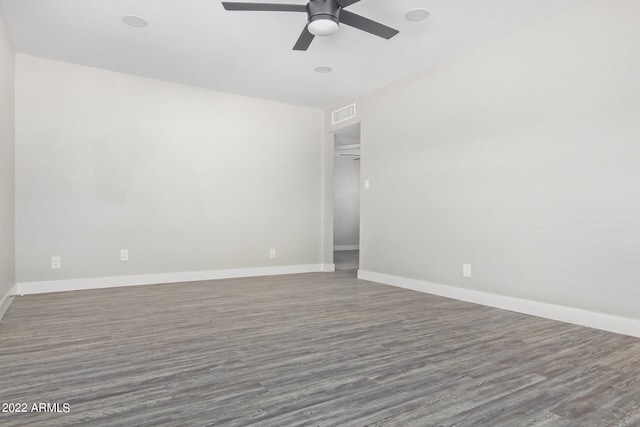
[404,8,431,22]
[122,15,149,28]
[314,66,333,74]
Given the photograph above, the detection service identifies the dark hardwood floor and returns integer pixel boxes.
[1,271,639,426]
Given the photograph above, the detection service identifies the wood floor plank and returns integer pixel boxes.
[1,271,639,426]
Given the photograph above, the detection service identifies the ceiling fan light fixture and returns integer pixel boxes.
[308,17,339,36]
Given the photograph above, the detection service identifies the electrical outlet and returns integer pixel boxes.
[463,264,471,278]
[120,249,129,261]
[269,248,276,259]
[51,256,62,269]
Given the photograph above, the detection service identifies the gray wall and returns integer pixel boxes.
[0,11,15,301]
[333,155,360,248]
[346,0,640,319]
[15,55,324,283]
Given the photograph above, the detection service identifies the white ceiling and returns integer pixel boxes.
[0,0,588,109]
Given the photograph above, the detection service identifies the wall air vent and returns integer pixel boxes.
[331,103,356,125]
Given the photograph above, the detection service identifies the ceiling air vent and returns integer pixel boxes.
[331,103,356,125]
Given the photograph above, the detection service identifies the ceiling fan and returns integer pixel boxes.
[221,0,399,51]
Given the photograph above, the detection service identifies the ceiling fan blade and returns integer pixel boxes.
[335,0,361,7]
[339,9,399,39]
[293,25,315,51]
[222,2,307,12]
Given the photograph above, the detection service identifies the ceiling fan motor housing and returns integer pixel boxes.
[306,0,340,25]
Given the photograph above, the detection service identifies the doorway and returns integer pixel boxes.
[333,123,360,272]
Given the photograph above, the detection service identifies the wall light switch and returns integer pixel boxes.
[364,179,370,190]
[463,264,471,278]
[51,256,62,269]
[269,248,276,258]
[120,249,129,261]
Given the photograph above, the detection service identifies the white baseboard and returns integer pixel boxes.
[323,264,336,272]
[0,285,17,322]
[17,264,326,295]
[334,245,359,251]
[358,270,640,339]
